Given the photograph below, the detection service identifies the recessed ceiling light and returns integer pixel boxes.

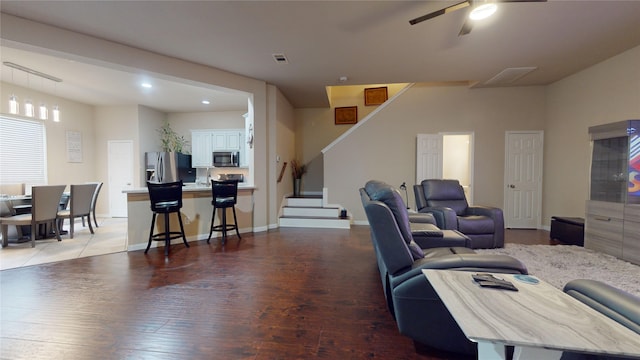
[141,82,153,88]
[201,100,211,105]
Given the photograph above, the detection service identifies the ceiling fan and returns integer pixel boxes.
[409,0,547,36]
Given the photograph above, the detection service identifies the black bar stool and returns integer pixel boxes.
[207,179,241,245]
[146,181,189,256]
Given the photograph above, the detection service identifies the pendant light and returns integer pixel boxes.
[8,94,19,114]
[39,103,48,120]
[52,105,60,122]
[24,99,35,117]
[7,67,20,115]
[3,61,63,121]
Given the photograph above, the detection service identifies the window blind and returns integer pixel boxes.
[0,116,47,187]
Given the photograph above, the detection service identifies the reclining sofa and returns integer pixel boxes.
[360,180,528,355]
[561,279,640,360]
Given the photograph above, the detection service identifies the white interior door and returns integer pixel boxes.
[108,140,134,217]
[416,134,443,183]
[417,133,474,202]
[504,131,543,228]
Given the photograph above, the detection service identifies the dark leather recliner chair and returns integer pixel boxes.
[360,180,527,355]
[414,179,505,249]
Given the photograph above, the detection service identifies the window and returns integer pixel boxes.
[0,116,47,189]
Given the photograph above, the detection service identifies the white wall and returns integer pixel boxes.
[271,85,296,227]
[94,105,139,216]
[323,84,547,223]
[320,45,640,227]
[543,44,640,222]
[1,82,96,189]
[295,84,407,165]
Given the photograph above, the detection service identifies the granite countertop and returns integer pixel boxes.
[124,183,255,194]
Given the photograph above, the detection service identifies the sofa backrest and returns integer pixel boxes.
[360,187,415,276]
[365,181,413,243]
[419,179,469,216]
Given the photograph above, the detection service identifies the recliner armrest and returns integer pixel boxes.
[466,205,505,248]
[390,253,528,288]
[466,205,502,219]
[417,207,458,230]
[408,212,437,225]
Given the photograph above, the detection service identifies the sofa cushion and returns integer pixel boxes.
[458,215,494,234]
[365,180,424,260]
[410,222,443,237]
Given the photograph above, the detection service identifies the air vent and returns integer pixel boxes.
[483,67,537,85]
[272,53,289,64]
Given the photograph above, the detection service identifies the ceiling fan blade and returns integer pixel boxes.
[409,1,471,25]
[458,18,473,36]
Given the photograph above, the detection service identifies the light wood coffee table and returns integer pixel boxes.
[423,270,640,360]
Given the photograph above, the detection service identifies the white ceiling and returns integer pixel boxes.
[1,1,640,112]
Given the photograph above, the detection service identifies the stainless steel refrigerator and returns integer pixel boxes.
[145,152,196,184]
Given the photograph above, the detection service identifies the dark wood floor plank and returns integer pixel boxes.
[1,225,552,359]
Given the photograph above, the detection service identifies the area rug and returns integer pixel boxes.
[476,244,640,297]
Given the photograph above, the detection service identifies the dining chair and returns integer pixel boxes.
[82,181,103,228]
[0,183,25,196]
[207,179,241,245]
[0,199,21,242]
[146,181,189,256]
[57,183,98,239]
[0,185,66,248]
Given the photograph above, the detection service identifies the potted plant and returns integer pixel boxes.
[158,122,189,153]
[291,159,307,197]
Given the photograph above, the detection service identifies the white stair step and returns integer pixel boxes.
[282,206,340,218]
[279,217,350,229]
[287,197,323,207]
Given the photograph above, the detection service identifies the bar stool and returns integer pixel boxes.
[207,179,241,245]
[146,181,189,256]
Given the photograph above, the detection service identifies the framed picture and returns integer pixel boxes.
[335,106,358,125]
[364,86,388,106]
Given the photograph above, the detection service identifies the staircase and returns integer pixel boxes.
[279,195,350,229]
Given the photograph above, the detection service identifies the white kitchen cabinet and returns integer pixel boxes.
[191,130,213,167]
[213,131,241,151]
[191,129,244,167]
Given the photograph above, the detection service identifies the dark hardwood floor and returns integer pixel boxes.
[0,226,552,359]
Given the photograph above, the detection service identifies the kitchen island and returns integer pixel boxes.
[124,184,255,251]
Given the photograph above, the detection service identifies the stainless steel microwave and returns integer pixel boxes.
[213,151,240,167]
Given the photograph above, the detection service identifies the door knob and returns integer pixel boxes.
[509,184,515,188]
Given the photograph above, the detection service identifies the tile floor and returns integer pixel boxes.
[0,217,127,270]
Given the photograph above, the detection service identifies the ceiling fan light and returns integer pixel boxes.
[469,3,497,20]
